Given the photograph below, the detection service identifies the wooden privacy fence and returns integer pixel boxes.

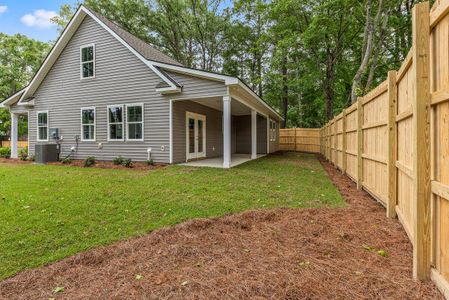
[321,1,449,295]
[0,141,28,148]
[279,128,320,153]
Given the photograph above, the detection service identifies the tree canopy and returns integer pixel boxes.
[0,0,431,134]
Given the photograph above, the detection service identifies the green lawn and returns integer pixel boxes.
[0,152,343,280]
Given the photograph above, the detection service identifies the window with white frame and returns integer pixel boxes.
[81,108,95,141]
[80,45,95,78]
[108,105,124,140]
[270,120,277,142]
[127,104,144,141]
[37,111,48,141]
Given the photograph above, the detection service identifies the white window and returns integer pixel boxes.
[108,105,124,141]
[270,120,277,142]
[126,104,144,141]
[81,107,96,141]
[80,44,95,78]
[37,111,49,141]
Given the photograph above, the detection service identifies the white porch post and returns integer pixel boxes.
[223,96,231,168]
[10,113,18,159]
[251,110,257,159]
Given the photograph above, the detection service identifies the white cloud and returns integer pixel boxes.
[21,9,57,28]
[0,6,8,14]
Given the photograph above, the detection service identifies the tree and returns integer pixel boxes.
[0,34,50,137]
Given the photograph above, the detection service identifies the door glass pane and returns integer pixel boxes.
[189,118,195,154]
[197,119,203,153]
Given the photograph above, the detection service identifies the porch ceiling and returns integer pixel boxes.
[192,97,251,116]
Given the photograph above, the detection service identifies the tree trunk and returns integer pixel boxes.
[324,56,335,121]
[281,55,288,128]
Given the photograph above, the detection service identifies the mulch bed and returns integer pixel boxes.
[0,155,441,299]
[47,160,166,171]
[0,157,165,171]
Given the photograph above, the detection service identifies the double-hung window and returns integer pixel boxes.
[37,111,49,141]
[127,104,144,141]
[108,105,124,141]
[80,45,95,78]
[81,108,95,141]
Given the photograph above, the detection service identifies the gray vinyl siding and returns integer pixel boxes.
[26,16,169,162]
[165,71,227,99]
[24,15,229,163]
[172,101,223,163]
[257,115,267,154]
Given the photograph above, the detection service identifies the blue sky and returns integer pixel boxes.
[0,0,78,42]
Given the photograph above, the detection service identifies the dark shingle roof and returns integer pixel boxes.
[84,6,182,66]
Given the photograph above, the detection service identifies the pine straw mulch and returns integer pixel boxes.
[0,156,442,299]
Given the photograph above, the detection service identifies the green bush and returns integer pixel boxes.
[28,155,35,162]
[113,156,124,165]
[19,148,28,161]
[61,157,72,164]
[0,147,11,158]
[122,158,133,168]
[145,159,154,166]
[84,156,96,167]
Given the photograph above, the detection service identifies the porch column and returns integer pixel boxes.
[251,110,257,159]
[10,113,18,159]
[223,96,231,168]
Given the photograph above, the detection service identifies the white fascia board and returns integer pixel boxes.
[149,61,235,84]
[235,80,284,121]
[83,7,179,93]
[1,89,26,108]
[150,61,282,121]
[19,8,87,104]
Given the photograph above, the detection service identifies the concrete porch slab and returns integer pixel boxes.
[180,154,265,168]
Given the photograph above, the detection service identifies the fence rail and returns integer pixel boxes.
[279,128,320,153]
[319,2,449,295]
[0,141,28,148]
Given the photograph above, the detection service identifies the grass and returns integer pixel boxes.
[0,152,343,280]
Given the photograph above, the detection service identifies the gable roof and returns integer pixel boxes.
[1,5,282,120]
[84,6,182,66]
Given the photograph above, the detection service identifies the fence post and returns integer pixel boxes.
[412,1,431,280]
[357,98,363,190]
[387,70,398,219]
[342,109,347,174]
[294,128,297,152]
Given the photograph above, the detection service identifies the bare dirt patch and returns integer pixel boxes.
[47,159,166,171]
[0,156,441,299]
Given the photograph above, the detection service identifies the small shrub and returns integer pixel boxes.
[84,156,96,167]
[122,158,133,168]
[113,156,124,165]
[28,155,35,162]
[145,159,154,166]
[61,157,72,164]
[0,147,11,158]
[19,148,28,161]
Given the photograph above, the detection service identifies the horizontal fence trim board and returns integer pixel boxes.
[396,160,414,179]
[397,205,414,244]
[362,120,388,130]
[362,184,387,206]
[431,89,449,106]
[362,153,387,164]
[346,104,358,114]
[431,268,449,299]
[397,48,414,83]
[362,82,388,105]
[345,129,358,133]
[431,180,449,200]
[430,0,449,29]
[395,107,414,122]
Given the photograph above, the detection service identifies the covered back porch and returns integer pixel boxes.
[170,92,278,168]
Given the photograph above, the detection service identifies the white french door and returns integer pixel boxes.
[186,112,206,160]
